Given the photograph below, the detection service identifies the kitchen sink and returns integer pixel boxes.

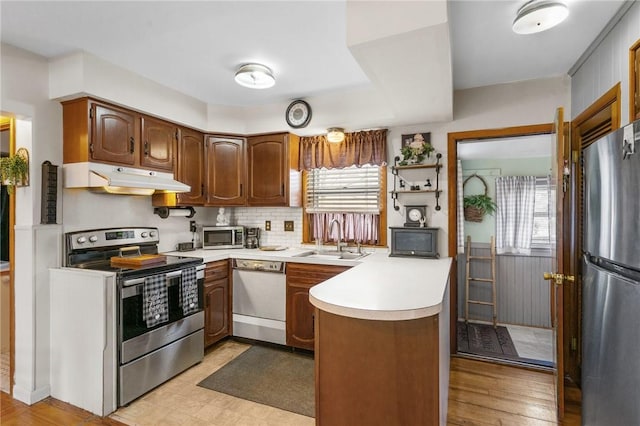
[295,250,369,260]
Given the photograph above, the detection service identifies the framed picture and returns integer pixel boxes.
[402,132,431,149]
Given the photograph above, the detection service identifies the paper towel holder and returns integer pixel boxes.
[154,206,196,219]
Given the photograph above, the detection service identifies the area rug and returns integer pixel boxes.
[197,345,315,418]
[457,321,519,358]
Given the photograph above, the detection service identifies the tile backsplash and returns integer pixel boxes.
[231,207,303,248]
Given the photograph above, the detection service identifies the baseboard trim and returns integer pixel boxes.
[12,384,50,405]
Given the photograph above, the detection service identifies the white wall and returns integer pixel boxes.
[49,52,210,131]
[386,76,571,257]
[1,44,63,403]
[571,1,640,125]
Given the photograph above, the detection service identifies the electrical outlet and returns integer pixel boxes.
[284,220,294,232]
[189,221,197,233]
[265,220,271,231]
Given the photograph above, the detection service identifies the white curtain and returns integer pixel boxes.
[312,213,379,245]
[495,176,536,255]
[457,160,465,254]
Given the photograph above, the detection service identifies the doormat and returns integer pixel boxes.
[457,321,519,357]
[198,345,315,418]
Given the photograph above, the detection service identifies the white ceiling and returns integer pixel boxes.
[0,0,628,127]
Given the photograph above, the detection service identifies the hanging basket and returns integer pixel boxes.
[463,174,489,223]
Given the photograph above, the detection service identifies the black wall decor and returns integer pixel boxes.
[41,161,58,224]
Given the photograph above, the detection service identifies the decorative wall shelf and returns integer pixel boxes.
[390,153,442,211]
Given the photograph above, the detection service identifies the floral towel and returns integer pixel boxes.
[181,267,199,316]
[143,274,168,328]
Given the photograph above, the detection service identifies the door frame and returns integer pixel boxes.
[447,123,553,355]
[1,116,15,396]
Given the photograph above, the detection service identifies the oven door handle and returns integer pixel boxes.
[122,270,183,288]
[120,265,204,298]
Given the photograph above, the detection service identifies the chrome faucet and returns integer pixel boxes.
[329,219,347,252]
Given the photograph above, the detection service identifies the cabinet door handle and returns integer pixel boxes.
[240,183,243,196]
[144,141,149,156]
[312,313,315,333]
[129,137,135,154]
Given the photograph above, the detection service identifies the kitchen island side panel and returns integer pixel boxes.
[315,310,440,426]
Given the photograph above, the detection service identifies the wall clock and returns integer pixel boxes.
[404,205,427,227]
[285,100,312,128]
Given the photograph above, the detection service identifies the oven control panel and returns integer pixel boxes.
[66,227,160,250]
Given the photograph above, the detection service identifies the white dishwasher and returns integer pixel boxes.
[232,258,286,345]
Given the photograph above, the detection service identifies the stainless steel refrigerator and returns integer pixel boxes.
[582,119,640,426]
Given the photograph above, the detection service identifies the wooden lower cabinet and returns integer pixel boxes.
[286,263,350,350]
[203,260,231,347]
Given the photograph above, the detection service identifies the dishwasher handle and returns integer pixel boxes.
[233,259,285,273]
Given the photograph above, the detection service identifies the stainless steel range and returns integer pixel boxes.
[50,227,204,414]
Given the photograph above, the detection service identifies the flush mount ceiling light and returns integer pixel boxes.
[234,63,275,89]
[327,127,345,143]
[512,0,569,35]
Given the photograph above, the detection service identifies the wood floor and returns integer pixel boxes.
[0,391,126,425]
[448,357,581,425]
[0,356,581,425]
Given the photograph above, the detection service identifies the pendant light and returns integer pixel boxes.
[512,0,569,35]
[326,127,345,143]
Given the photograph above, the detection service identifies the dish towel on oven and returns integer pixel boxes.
[181,267,199,315]
[143,273,168,328]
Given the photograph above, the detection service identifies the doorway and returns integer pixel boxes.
[456,133,554,368]
[447,123,556,368]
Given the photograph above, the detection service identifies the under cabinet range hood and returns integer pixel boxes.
[63,162,190,195]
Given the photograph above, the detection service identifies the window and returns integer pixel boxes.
[531,177,555,248]
[303,165,386,246]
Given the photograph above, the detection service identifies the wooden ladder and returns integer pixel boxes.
[464,235,497,328]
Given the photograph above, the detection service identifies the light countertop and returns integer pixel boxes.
[164,247,452,321]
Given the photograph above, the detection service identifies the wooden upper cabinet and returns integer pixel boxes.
[176,127,205,205]
[140,116,176,172]
[246,133,301,207]
[63,97,175,172]
[91,102,138,166]
[151,127,204,207]
[205,136,246,206]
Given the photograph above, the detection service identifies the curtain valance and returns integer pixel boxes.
[299,129,387,170]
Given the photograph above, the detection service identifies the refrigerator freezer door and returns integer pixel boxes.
[583,121,640,271]
[582,258,640,426]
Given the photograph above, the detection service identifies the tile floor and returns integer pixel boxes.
[110,340,315,426]
[506,323,554,363]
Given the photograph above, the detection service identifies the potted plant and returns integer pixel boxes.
[462,174,496,222]
[0,148,29,194]
[463,194,497,222]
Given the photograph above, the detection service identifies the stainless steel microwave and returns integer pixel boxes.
[202,226,245,249]
[389,227,439,258]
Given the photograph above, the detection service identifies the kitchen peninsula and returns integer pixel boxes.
[173,248,452,426]
[310,254,451,426]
